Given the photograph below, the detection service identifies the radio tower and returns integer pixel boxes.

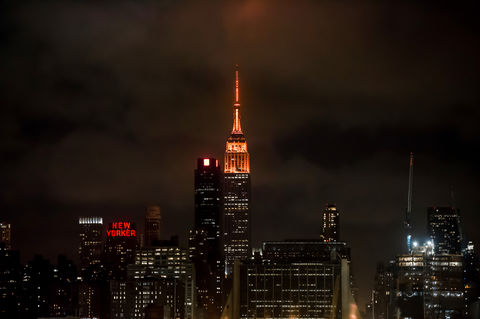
[405,152,414,252]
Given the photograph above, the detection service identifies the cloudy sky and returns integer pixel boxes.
[1,0,479,306]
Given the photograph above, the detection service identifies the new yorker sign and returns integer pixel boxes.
[107,222,136,237]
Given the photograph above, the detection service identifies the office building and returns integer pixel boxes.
[394,252,427,318]
[0,245,21,317]
[424,254,464,319]
[262,240,350,261]
[145,206,162,247]
[110,244,195,319]
[222,240,358,319]
[392,241,464,319]
[321,203,340,242]
[223,65,251,275]
[78,279,110,319]
[371,261,394,319]
[78,216,104,276]
[49,255,78,317]
[104,221,138,280]
[190,157,223,316]
[194,158,222,243]
[464,241,480,317]
[0,222,11,250]
[427,206,462,255]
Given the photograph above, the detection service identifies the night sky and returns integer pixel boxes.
[1,0,480,307]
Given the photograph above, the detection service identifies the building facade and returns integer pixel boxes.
[392,242,464,319]
[190,157,224,316]
[223,65,251,275]
[78,217,109,319]
[427,207,462,255]
[104,221,138,280]
[321,204,340,242]
[0,222,11,250]
[145,206,162,247]
[225,240,357,319]
[110,245,195,319]
[78,216,104,275]
[424,254,464,319]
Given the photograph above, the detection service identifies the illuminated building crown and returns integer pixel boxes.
[224,65,250,173]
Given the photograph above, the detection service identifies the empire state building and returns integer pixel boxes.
[223,65,251,274]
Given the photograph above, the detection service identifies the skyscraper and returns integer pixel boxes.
[223,65,251,274]
[194,158,222,244]
[78,217,108,319]
[190,157,223,316]
[427,206,462,255]
[0,222,11,250]
[145,205,162,247]
[104,221,137,280]
[78,217,104,274]
[321,203,340,242]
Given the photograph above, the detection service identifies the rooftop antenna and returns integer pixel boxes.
[405,152,414,252]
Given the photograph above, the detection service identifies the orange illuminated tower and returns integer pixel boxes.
[223,65,251,275]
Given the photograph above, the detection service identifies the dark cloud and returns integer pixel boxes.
[1,0,479,307]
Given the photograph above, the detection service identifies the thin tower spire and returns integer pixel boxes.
[232,64,242,134]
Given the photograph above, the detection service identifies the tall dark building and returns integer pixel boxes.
[427,206,462,255]
[0,222,11,250]
[78,217,109,319]
[190,157,223,316]
[223,65,251,275]
[321,203,340,242]
[371,261,394,319]
[78,216,104,276]
[145,205,161,247]
[49,255,78,317]
[19,255,53,318]
[194,158,222,243]
[464,241,480,317]
[0,245,21,317]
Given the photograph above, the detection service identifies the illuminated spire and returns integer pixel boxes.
[232,64,242,134]
[225,64,249,174]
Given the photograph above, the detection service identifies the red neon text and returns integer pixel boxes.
[107,222,135,237]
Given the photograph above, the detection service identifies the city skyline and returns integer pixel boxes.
[1,0,480,310]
